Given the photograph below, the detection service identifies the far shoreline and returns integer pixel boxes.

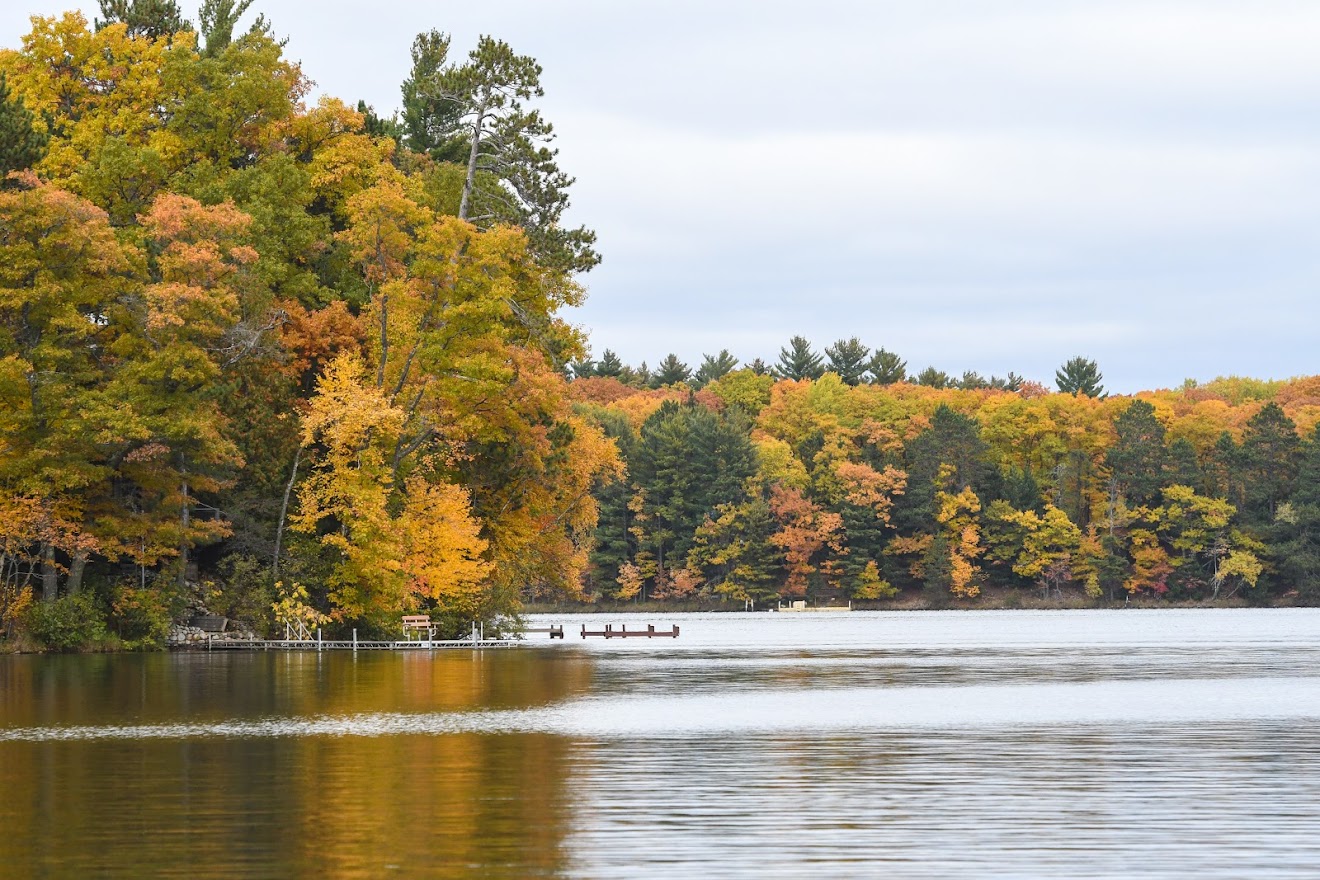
[522,594,1306,615]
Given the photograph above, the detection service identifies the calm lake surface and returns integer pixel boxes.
[3,609,1320,878]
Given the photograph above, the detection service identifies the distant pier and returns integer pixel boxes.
[580,623,680,639]
[775,600,852,613]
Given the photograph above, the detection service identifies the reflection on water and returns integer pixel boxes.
[567,727,1320,880]
[1,609,1319,878]
[0,651,592,879]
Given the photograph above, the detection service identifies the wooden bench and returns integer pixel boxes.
[401,615,435,640]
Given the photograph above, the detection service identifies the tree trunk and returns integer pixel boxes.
[40,543,58,602]
[458,95,488,221]
[272,446,302,581]
[376,286,388,388]
[179,478,190,590]
[67,552,87,596]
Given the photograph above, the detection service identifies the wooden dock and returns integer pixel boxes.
[580,623,680,639]
[199,637,519,651]
[523,625,565,639]
[188,621,673,649]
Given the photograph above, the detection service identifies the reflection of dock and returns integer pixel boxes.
[580,623,680,639]
[775,601,852,613]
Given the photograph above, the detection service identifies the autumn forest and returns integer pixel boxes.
[3,3,1320,650]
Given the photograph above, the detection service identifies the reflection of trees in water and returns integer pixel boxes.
[0,651,594,877]
[298,731,575,878]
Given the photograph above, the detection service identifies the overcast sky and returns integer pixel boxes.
[5,1,1320,392]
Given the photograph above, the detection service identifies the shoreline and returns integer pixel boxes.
[521,595,1299,615]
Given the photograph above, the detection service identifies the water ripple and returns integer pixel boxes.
[4,676,1319,743]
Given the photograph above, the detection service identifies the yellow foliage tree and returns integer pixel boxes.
[398,475,491,619]
[935,471,983,598]
[990,502,1084,598]
[292,353,406,619]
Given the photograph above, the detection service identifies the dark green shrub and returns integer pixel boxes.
[25,594,107,652]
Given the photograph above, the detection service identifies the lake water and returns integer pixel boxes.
[3,609,1319,878]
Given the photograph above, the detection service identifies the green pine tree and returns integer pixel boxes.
[197,0,276,57]
[95,0,190,38]
[895,405,997,532]
[1055,356,1105,397]
[632,401,757,575]
[956,371,987,390]
[866,348,906,384]
[1166,437,1203,494]
[824,337,870,386]
[1105,399,1168,507]
[356,100,402,141]
[586,410,636,590]
[596,349,625,378]
[915,367,949,389]
[651,354,691,387]
[1277,424,1320,601]
[694,349,738,387]
[399,31,468,163]
[0,75,48,180]
[411,34,599,273]
[1239,402,1300,524]
[774,336,824,381]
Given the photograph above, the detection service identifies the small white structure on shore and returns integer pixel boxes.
[775,600,852,613]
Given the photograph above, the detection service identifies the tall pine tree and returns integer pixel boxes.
[824,337,870,386]
[95,0,190,39]
[1055,356,1105,397]
[1105,399,1168,507]
[774,336,824,381]
[0,75,47,180]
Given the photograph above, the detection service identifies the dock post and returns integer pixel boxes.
[317,627,322,652]
[352,628,357,651]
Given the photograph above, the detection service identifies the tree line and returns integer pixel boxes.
[568,370,1320,608]
[0,1,616,647]
[569,338,1107,397]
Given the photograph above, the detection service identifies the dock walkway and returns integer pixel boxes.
[579,623,680,639]
[201,637,519,651]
